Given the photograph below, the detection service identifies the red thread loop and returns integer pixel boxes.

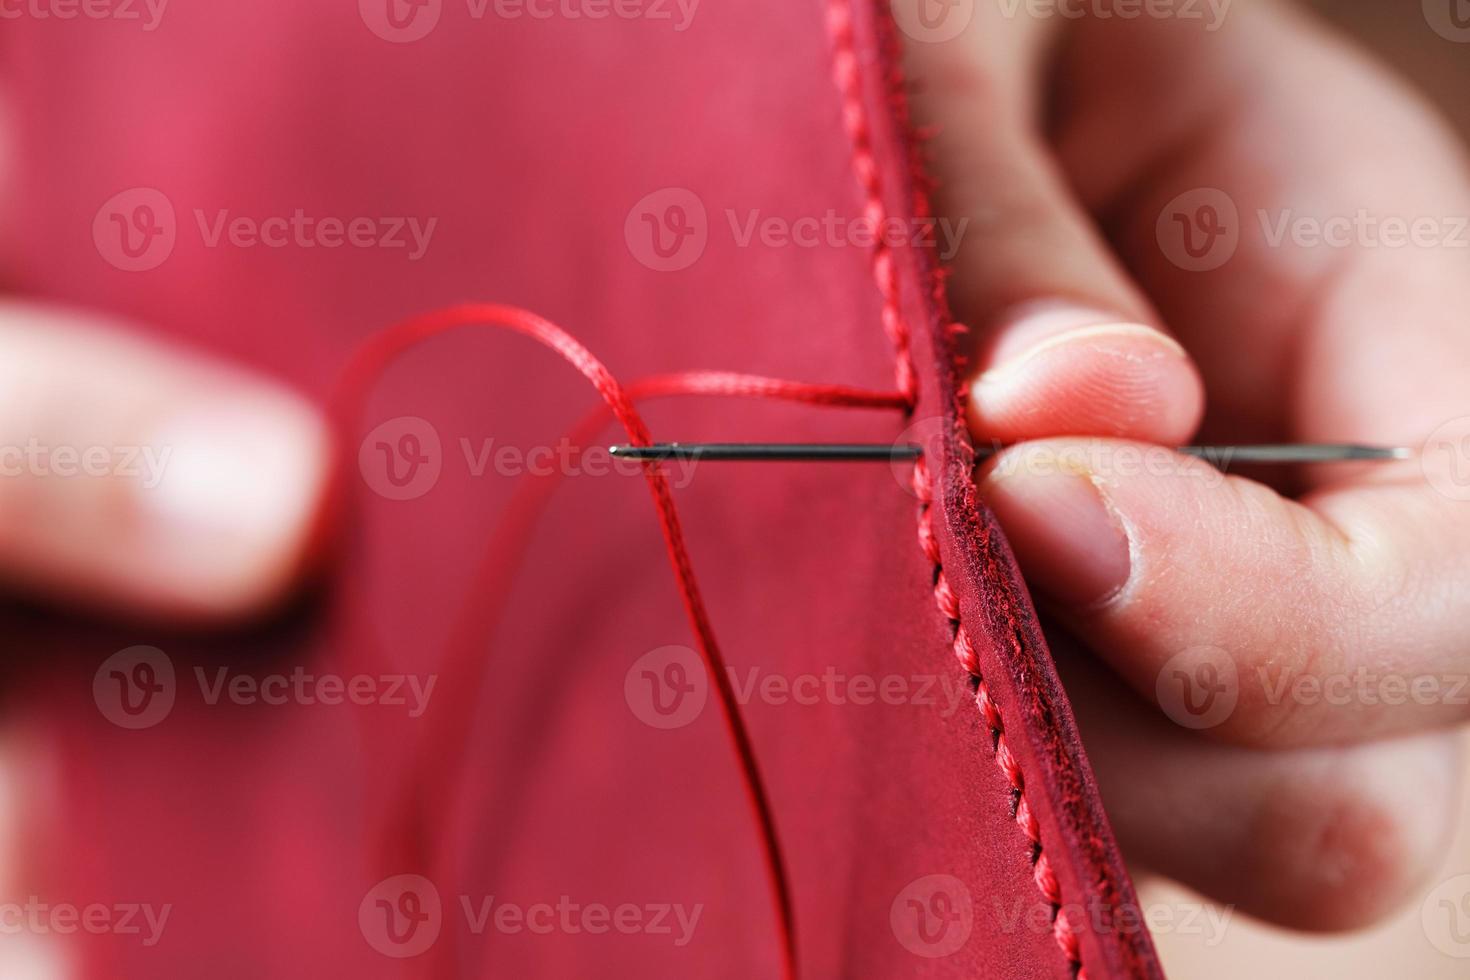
[336,304,805,979]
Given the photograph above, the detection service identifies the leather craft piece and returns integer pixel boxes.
[2,1,1160,977]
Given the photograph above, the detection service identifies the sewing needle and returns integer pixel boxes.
[608,443,1413,464]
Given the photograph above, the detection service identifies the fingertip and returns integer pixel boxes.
[977,443,1134,610]
[967,306,1205,445]
[131,379,336,620]
[0,306,339,623]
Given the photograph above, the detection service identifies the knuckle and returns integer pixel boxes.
[1248,739,1458,931]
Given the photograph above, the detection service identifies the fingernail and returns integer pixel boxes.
[979,454,1131,608]
[974,303,1184,393]
[138,385,331,612]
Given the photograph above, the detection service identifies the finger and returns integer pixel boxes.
[1053,631,1462,932]
[980,439,1470,748]
[902,14,1204,445]
[1051,1,1470,453]
[0,302,332,619]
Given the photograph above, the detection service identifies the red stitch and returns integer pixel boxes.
[952,628,979,676]
[934,572,960,621]
[916,509,939,565]
[824,0,919,409]
[826,2,1084,975]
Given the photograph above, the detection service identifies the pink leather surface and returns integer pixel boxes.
[2,1,1159,976]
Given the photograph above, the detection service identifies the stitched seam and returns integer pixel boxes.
[823,2,1083,975]
[914,459,1083,978]
[824,0,919,409]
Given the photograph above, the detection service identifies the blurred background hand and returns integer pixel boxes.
[0,303,330,619]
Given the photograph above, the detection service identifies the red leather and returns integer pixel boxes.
[3,1,1161,977]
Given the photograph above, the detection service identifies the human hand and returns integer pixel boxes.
[906,0,1467,930]
[0,303,330,619]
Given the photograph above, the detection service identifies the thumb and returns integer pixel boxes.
[904,15,1203,444]
[0,303,332,619]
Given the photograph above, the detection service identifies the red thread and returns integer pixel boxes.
[912,456,1085,978]
[373,367,907,896]
[828,3,1086,973]
[336,306,795,978]
[825,0,919,408]
[337,305,916,979]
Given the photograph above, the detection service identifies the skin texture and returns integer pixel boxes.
[905,0,1468,931]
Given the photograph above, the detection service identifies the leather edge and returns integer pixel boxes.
[847,3,1167,977]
